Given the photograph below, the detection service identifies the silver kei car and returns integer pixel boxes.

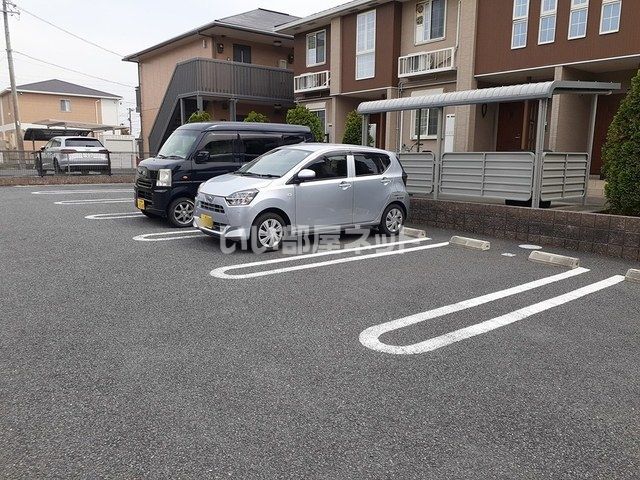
[193,144,410,251]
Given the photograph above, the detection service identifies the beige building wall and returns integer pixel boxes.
[138,38,212,152]
[1,92,107,124]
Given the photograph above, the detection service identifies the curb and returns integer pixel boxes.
[450,236,491,251]
[529,251,580,269]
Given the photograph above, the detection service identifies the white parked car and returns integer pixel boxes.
[39,136,110,174]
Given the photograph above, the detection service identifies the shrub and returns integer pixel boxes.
[285,105,324,142]
[342,110,373,146]
[187,111,212,123]
[602,69,640,216]
[244,111,269,123]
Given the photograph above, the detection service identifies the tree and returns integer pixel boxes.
[285,105,324,142]
[602,69,640,216]
[187,111,211,123]
[343,110,373,146]
[244,111,269,123]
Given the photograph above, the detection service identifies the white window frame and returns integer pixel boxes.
[306,29,327,68]
[355,10,376,80]
[600,0,621,35]
[60,99,71,112]
[568,0,589,40]
[511,0,530,49]
[538,0,557,44]
[409,88,443,140]
[415,0,447,46]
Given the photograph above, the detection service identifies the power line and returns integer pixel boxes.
[17,6,124,57]
[13,50,135,88]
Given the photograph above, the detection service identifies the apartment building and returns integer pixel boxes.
[473,0,638,175]
[276,0,478,152]
[124,9,300,154]
[0,79,121,149]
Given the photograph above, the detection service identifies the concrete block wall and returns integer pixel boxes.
[409,198,640,261]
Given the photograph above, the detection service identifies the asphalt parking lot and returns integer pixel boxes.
[1,184,639,479]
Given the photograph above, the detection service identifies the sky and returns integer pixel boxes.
[0,0,345,136]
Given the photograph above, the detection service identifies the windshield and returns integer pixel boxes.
[235,148,313,178]
[157,129,200,159]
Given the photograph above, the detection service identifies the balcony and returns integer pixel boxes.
[149,58,294,153]
[294,70,330,94]
[398,47,456,79]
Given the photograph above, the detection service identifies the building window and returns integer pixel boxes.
[356,10,376,80]
[415,0,446,44]
[538,0,557,44]
[413,108,438,139]
[511,0,530,49]
[311,109,327,137]
[600,0,621,34]
[306,30,326,67]
[60,99,71,112]
[569,0,589,39]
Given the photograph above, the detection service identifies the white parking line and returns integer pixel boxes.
[133,229,206,242]
[359,267,592,355]
[55,198,132,205]
[32,189,132,195]
[85,212,145,220]
[211,238,448,279]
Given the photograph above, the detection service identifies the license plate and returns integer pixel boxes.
[200,214,214,229]
[136,198,145,210]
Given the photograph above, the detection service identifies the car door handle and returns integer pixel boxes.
[339,181,352,190]
[381,177,391,185]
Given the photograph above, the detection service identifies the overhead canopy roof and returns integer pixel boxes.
[357,81,621,115]
[32,119,124,131]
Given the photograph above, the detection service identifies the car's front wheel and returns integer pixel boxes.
[379,204,405,236]
[251,212,286,253]
[167,197,195,228]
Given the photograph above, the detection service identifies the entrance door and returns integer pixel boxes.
[591,94,624,176]
[496,102,525,151]
[444,114,455,152]
[233,44,252,64]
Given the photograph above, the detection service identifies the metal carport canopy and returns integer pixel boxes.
[357,81,621,114]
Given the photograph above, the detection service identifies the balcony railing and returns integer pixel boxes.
[398,47,456,78]
[294,70,330,93]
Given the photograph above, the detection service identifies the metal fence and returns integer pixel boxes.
[540,153,589,201]
[397,152,435,195]
[439,152,535,201]
[0,150,141,177]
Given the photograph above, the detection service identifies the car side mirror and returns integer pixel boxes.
[194,150,210,163]
[296,169,316,183]
[40,146,46,151]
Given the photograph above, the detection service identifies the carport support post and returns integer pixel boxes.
[433,107,444,200]
[531,98,549,209]
[196,95,204,112]
[229,99,238,122]
[583,94,599,205]
[361,114,370,147]
[179,98,186,125]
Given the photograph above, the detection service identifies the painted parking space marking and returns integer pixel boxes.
[211,238,448,279]
[359,267,592,355]
[32,189,132,195]
[86,212,145,220]
[133,229,206,242]
[55,198,132,205]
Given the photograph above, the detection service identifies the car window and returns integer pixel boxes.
[158,129,200,159]
[66,138,103,148]
[304,154,348,181]
[237,148,313,177]
[240,134,281,161]
[353,152,391,176]
[281,134,308,146]
[199,134,237,163]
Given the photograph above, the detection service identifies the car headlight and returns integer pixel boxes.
[157,169,172,187]
[225,189,258,206]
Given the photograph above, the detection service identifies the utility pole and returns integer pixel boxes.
[127,107,134,135]
[2,0,25,162]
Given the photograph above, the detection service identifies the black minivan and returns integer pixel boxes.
[135,122,313,227]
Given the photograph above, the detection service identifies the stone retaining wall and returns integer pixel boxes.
[409,197,640,261]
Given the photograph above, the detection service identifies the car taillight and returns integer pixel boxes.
[98,149,109,154]
[402,171,408,186]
